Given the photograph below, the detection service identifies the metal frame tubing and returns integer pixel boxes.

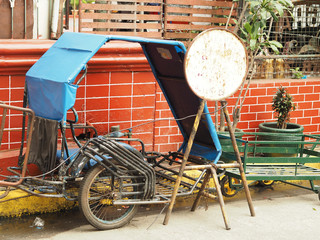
[0,103,35,187]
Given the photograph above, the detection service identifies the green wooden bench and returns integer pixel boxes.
[218,132,320,199]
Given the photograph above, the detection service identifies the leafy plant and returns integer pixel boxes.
[238,0,294,56]
[272,86,296,129]
[231,0,294,130]
[70,0,94,7]
[290,67,303,79]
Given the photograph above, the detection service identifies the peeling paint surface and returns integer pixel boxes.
[185,29,248,101]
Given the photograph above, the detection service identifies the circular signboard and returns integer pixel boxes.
[184,28,248,101]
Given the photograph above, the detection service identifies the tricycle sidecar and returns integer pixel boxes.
[0,31,252,230]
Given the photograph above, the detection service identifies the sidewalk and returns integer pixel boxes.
[1,182,320,240]
[49,192,320,240]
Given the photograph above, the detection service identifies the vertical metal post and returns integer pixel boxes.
[36,0,39,39]
[215,101,218,131]
[78,0,82,33]
[0,108,8,147]
[221,100,255,217]
[163,99,206,225]
[9,0,15,39]
[73,0,76,32]
[24,0,27,39]
[65,0,69,30]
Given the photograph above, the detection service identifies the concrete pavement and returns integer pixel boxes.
[1,182,320,240]
[39,183,320,240]
[48,192,320,240]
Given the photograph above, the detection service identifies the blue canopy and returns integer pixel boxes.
[26,33,108,121]
[25,32,221,163]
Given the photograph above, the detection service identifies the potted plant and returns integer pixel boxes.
[218,0,293,152]
[259,86,303,156]
[259,85,303,133]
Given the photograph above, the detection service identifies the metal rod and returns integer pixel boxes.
[183,163,240,171]
[191,170,211,211]
[36,0,39,39]
[78,0,81,32]
[221,100,255,217]
[65,0,69,29]
[73,0,76,32]
[210,166,230,230]
[215,101,218,131]
[163,99,206,225]
[0,187,10,199]
[255,54,320,59]
[114,200,170,205]
[9,0,15,39]
[24,0,27,39]
[0,104,35,187]
[0,108,8,146]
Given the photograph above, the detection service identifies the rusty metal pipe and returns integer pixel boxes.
[0,108,8,147]
[0,187,11,199]
[221,100,255,217]
[0,103,35,187]
[163,99,206,225]
[184,163,240,171]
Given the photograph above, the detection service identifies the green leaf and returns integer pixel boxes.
[244,22,252,34]
[250,39,257,50]
[269,40,283,48]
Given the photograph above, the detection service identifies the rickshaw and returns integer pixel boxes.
[0,29,254,230]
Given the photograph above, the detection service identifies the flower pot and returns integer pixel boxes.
[258,122,304,157]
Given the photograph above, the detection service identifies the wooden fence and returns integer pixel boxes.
[79,0,238,45]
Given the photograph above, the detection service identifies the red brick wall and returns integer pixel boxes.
[1,40,320,154]
[223,79,320,134]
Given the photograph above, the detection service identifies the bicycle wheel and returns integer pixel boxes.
[79,164,138,230]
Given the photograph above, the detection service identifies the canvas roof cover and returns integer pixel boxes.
[25,32,221,163]
[26,32,108,121]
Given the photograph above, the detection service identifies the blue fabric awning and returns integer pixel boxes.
[26,32,108,121]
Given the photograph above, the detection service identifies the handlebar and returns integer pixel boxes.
[66,107,78,124]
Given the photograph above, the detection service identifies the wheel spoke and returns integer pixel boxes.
[79,164,139,230]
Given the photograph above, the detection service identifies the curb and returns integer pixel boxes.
[0,169,214,218]
[0,189,77,218]
[2,164,319,218]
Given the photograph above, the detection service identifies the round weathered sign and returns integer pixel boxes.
[184,28,248,101]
